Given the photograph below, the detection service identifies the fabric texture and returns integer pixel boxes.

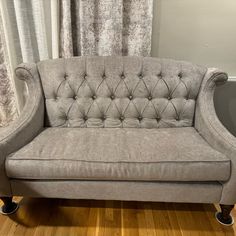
[51,0,60,59]
[195,68,236,205]
[0,10,17,126]
[60,0,153,57]
[0,56,234,206]
[0,63,44,196]
[0,0,56,113]
[6,127,230,182]
[11,180,222,203]
[37,56,207,128]
[12,0,49,62]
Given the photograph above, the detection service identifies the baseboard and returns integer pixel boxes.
[229,76,236,82]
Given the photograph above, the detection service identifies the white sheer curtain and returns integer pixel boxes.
[0,0,59,126]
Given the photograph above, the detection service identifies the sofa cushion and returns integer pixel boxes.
[37,57,207,128]
[6,127,230,182]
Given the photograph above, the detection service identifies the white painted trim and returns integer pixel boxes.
[228,76,236,82]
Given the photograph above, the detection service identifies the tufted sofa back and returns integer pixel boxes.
[37,56,206,128]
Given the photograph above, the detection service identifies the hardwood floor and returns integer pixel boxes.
[0,197,235,236]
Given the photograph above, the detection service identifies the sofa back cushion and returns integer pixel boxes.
[37,56,206,128]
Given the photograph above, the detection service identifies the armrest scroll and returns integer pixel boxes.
[195,68,236,204]
[0,63,44,196]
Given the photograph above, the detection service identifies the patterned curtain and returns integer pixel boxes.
[0,13,17,127]
[60,0,153,57]
[0,0,59,126]
[0,0,154,126]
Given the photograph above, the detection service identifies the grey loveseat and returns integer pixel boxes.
[0,56,235,226]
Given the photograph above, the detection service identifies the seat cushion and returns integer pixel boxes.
[6,127,230,182]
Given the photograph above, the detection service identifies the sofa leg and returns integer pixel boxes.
[215,204,234,226]
[0,197,19,215]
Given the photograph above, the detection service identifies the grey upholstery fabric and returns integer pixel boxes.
[2,57,235,205]
[11,180,222,203]
[6,127,230,182]
[195,68,236,205]
[37,57,207,128]
[0,63,44,196]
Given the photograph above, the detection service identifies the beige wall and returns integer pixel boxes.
[151,0,236,76]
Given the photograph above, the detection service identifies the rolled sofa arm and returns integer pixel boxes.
[0,63,44,196]
[195,68,236,204]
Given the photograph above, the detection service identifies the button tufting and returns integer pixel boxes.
[84,116,88,121]
[138,116,143,121]
[101,116,106,121]
[42,59,202,129]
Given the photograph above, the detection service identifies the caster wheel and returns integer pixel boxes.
[0,201,19,215]
[215,211,234,226]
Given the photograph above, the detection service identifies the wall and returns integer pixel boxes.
[215,83,236,137]
[152,0,236,136]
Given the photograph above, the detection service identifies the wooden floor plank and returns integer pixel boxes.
[86,201,100,236]
[151,202,173,236]
[121,201,139,236]
[173,203,208,236]
[165,203,182,236]
[0,198,236,236]
[189,204,217,236]
[136,205,148,236]
[104,200,121,236]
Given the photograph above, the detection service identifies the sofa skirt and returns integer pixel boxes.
[10,180,222,204]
